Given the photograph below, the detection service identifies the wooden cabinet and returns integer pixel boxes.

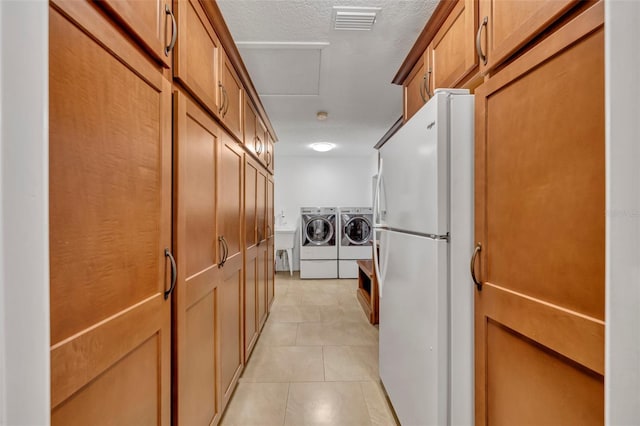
[243,158,259,360]
[265,133,275,174]
[218,130,245,408]
[473,3,604,424]
[243,98,258,156]
[173,90,222,426]
[98,0,174,67]
[49,1,172,424]
[219,51,244,141]
[428,0,477,90]
[403,53,429,121]
[477,0,578,74]
[174,0,222,118]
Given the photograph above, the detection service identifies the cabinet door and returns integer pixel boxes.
[477,0,577,74]
[173,90,221,426]
[474,3,604,425]
[220,52,244,141]
[430,0,477,90]
[98,0,174,67]
[403,55,428,122]
[244,99,258,155]
[174,0,222,117]
[49,2,171,424]
[267,177,274,239]
[265,133,275,174]
[243,158,259,361]
[256,169,267,244]
[218,130,245,408]
[257,243,268,328]
[256,118,268,165]
[267,237,275,310]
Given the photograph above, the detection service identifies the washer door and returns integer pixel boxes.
[304,216,334,246]
[344,216,372,245]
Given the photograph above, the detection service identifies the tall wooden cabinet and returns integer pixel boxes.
[49,0,277,424]
[49,1,172,424]
[474,4,604,424]
[173,90,222,426]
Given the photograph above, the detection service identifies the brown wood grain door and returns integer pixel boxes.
[218,131,245,408]
[49,1,171,424]
[97,0,173,67]
[243,99,258,155]
[429,0,477,90]
[173,90,222,425]
[403,57,427,122]
[256,170,268,328]
[267,177,275,308]
[173,0,222,118]
[220,52,244,141]
[477,0,577,74]
[244,158,259,360]
[474,3,605,425]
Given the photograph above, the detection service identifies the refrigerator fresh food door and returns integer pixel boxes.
[378,228,449,426]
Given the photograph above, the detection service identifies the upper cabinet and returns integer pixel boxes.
[219,51,244,142]
[174,0,222,117]
[403,54,429,122]
[476,0,578,74]
[98,0,175,68]
[265,132,274,174]
[428,0,477,89]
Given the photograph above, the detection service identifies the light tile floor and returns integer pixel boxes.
[220,272,398,426]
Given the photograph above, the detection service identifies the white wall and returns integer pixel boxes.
[274,153,378,270]
[605,1,640,424]
[0,1,50,425]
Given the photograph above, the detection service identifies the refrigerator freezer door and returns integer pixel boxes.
[379,92,450,235]
[378,229,449,426]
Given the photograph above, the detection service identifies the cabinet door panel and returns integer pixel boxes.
[244,247,259,360]
[244,99,258,155]
[174,0,221,117]
[257,244,267,328]
[98,0,173,67]
[49,2,171,423]
[430,0,477,89]
[220,260,244,406]
[478,0,577,73]
[403,57,428,121]
[174,90,221,425]
[474,3,604,424]
[267,237,275,310]
[257,170,267,243]
[220,53,244,141]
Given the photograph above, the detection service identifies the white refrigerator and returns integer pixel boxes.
[373,89,474,426]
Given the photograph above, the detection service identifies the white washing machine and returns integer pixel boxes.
[300,207,338,279]
[338,207,373,278]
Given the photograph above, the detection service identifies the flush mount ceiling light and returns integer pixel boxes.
[310,142,335,152]
[316,111,328,121]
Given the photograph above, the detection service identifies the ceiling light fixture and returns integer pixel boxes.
[316,111,328,121]
[310,142,335,152]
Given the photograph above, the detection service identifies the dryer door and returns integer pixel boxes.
[304,216,334,246]
[343,216,372,245]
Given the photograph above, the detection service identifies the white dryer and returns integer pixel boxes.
[300,207,338,279]
[338,207,373,278]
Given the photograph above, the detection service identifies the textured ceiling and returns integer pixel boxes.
[217,0,438,157]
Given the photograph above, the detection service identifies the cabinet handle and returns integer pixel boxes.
[476,16,488,66]
[425,69,432,99]
[218,236,228,267]
[218,83,228,116]
[164,4,177,56]
[164,248,177,300]
[266,150,272,166]
[470,243,482,291]
[256,138,263,155]
[419,73,427,103]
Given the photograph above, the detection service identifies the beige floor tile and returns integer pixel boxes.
[296,321,378,346]
[256,321,298,346]
[284,382,372,426]
[360,381,398,426]
[318,305,368,324]
[240,345,325,382]
[269,305,322,323]
[220,382,289,426]
[323,346,379,382]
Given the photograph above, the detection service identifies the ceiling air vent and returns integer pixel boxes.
[333,7,381,31]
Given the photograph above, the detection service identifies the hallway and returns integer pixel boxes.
[220,273,397,425]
